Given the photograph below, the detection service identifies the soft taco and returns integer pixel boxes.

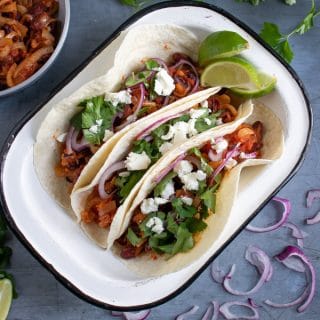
[70,95,254,248]
[109,103,284,277]
[34,23,240,213]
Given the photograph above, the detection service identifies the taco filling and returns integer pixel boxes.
[54,53,237,185]
[116,121,263,259]
[80,93,239,229]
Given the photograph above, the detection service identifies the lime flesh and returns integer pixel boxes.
[200,57,260,90]
[199,31,249,67]
[0,279,12,320]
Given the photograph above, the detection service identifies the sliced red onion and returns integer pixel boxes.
[174,75,191,94]
[65,126,75,154]
[163,95,170,106]
[246,197,291,233]
[112,112,124,132]
[115,84,145,132]
[208,149,222,162]
[150,57,168,71]
[211,263,225,284]
[267,246,316,313]
[172,59,199,93]
[306,189,320,208]
[209,143,240,185]
[185,155,201,170]
[248,298,260,308]
[219,301,259,320]
[136,112,184,140]
[143,135,153,142]
[98,161,125,199]
[223,246,273,296]
[201,301,219,320]
[240,152,257,159]
[111,311,123,317]
[71,128,90,152]
[176,305,199,320]
[153,153,186,184]
[283,222,305,248]
[306,211,320,225]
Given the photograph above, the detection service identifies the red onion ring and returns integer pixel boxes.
[150,57,168,71]
[71,128,90,152]
[115,84,145,132]
[201,301,219,320]
[210,263,225,284]
[306,189,320,208]
[266,246,316,313]
[223,246,273,296]
[112,112,124,132]
[171,59,199,93]
[306,211,320,225]
[209,143,240,186]
[163,95,170,106]
[153,152,186,184]
[208,149,222,162]
[136,112,184,140]
[111,310,151,320]
[219,301,259,320]
[282,222,306,248]
[174,75,191,94]
[176,305,199,320]
[65,126,75,154]
[248,299,260,308]
[246,197,291,233]
[98,161,125,199]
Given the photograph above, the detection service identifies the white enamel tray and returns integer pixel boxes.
[0,1,311,311]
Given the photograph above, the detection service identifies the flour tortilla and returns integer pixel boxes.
[70,90,251,248]
[110,102,284,277]
[34,24,202,213]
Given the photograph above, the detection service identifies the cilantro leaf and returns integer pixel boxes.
[259,22,294,63]
[125,70,153,87]
[145,59,159,70]
[186,218,207,233]
[189,147,213,175]
[172,198,197,218]
[294,0,317,35]
[127,228,143,246]
[0,246,12,269]
[116,171,145,200]
[200,173,222,213]
[132,139,161,162]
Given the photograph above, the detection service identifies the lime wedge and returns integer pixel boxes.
[0,279,12,320]
[200,57,260,90]
[230,73,277,98]
[199,31,249,66]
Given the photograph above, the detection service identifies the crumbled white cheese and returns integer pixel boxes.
[161,180,175,199]
[119,171,130,177]
[154,68,175,96]
[125,151,151,171]
[141,198,158,214]
[103,129,113,142]
[146,217,164,234]
[200,100,209,109]
[89,124,99,134]
[56,132,67,143]
[154,197,169,205]
[161,125,175,140]
[174,160,193,177]
[216,118,223,125]
[96,119,103,126]
[204,118,212,125]
[180,173,199,191]
[105,90,132,106]
[187,118,198,137]
[181,197,193,206]
[159,142,173,155]
[189,108,208,119]
[225,158,238,170]
[212,139,228,154]
[172,121,189,145]
[196,170,207,181]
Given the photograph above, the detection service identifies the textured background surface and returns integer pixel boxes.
[1,0,319,319]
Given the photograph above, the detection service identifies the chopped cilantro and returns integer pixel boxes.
[189,147,213,175]
[127,228,142,246]
[145,59,159,70]
[132,139,161,162]
[116,171,145,200]
[186,218,207,233]
[125,70,153,87]
[172,198,197,218]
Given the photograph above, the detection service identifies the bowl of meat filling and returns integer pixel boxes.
[0,0,70,97]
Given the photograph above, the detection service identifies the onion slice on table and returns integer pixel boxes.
[282,222,306,248]
[306,211,320,225]
[246,197,291,233]
[176,305,199,320]
[211,263,225,284]
[98,161,126,199]
[111,310,151,320]
[219,301,259,320]
[223,245,273,295]
[153,152,186,184]
[201,301,219,320]
[306,189,320,208]
[264,246,316,313]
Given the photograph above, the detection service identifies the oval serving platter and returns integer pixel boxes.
[0,0,311,311]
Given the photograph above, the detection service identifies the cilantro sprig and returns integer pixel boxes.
[259,0,319,63]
